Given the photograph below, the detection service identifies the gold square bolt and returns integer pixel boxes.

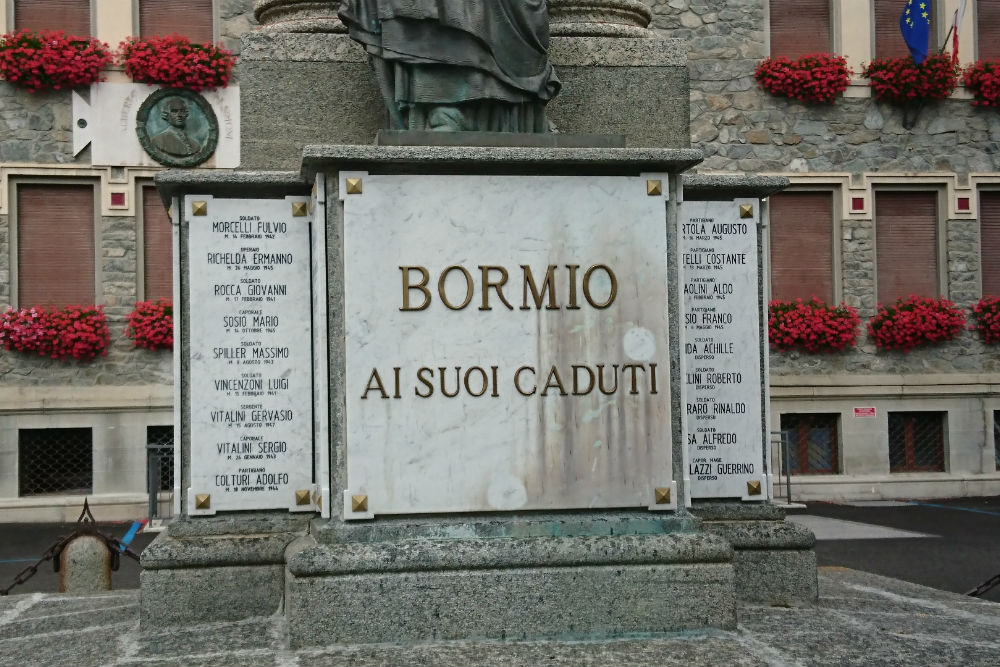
[646,179,663,196]
[291,201,307,217]
[654,487,671,504]
[747,480,762,496]
[351,494,368,512]
[192,201,208,216]
[295,489,311,505]
[739,204,754,219]
[195,493,211,509]
[345,178,363,195]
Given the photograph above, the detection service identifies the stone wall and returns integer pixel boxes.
[649,0,1000,174]
[0,213,172,386]
[645,0,1000,377]
[220,0,260,59]
[0,85,75,164]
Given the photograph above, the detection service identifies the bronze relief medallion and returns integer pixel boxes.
[137,89,219,167]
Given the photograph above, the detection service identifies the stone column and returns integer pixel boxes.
[547,0,653,37]
[253,0,345,33]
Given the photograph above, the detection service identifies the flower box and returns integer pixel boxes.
[768,298,860,353]
[125,299,173,350]
[867,295,966,352]
[754,53,851,105]
[970,295,1000,344]
[862,53,958,105]
[120,34,234,91]
[962,60,1000,108]
[0,30,112,92]
[0,305,110,361]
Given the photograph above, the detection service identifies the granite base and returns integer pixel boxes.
[692,501,819,604]
[284,528,736,646]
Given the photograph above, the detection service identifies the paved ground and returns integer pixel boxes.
[786,496,1000,603]
[2,568,999,667]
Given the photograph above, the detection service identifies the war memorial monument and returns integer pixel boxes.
[141,0,817,644]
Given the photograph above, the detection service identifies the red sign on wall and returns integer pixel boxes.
[854,407,876,418]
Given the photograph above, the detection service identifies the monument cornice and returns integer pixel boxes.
[300,144,704,181]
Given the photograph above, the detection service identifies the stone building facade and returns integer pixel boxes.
[1,0,998,521]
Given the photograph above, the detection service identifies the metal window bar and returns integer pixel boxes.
[779,414,839,474]
[994,411,1000,471]
[770,430,793,504]
[888,412,945,473]
[146,425,174,519]
[18,428,93,496]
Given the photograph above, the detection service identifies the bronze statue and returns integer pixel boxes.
[338,0,561,132]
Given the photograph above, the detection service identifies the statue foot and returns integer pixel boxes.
[427,106,466,132]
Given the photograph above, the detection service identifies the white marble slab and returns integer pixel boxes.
[678,200,766,500]
[186,196,314,513]
[72,83,239,167]
[342,173,674,516]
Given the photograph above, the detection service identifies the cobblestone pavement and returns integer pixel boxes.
[2,568,999,667]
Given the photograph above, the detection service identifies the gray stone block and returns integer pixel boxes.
[284,530,735,645]
[140,564,284,626]
[287,562,735,646]
[733,549,818,605]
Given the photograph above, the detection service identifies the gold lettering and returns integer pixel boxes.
[490,365,499,397]
[438,265,474,310]
[622,364,642,395]
[361,368,388,399]
[649,363,658,395]
[415,367,434,398]
[521,265,558,310]
[464,367,489,397]
[393,366,401,399]
[479,266,514,311]
[439,366,461,397]
[566,264,580,310]
[541,366,568,396]
[514,366,536,396]
[572,365,595,395]
[399,266,430,311]
[597,364,619,395]
[583,264,617,309]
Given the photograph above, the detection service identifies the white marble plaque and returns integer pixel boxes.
[343,173,674,516]
[186,196,315,513]
[72,83,240,167]
[679,200,766,500]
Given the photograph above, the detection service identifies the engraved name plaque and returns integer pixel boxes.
[679,200,767,500]
[341,173,674,517]
[186,196,315,513]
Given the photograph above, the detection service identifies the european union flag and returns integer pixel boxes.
[900,0,931,64]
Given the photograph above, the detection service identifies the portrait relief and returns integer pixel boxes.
[137,89,219,167]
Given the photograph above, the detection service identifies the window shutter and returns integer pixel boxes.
[980,192,1000,296]
[875,191,939,303]
[143,186,173,301]
[769,192,834,302]
[978,1,1000,61]
[874,0,913,59]
[14,0,90,34]
[140,0,214,43]
[770,0,832,58]
[17,184,95,308]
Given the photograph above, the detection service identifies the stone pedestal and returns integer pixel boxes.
[238,33,689,169]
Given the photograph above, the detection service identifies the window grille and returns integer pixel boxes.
[994,411,1000,471]
[888,412,946,472]
[18,428,93,496]
[780,413,839,474]
[147,425,174,492]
